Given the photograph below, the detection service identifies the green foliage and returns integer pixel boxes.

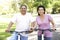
[1,12,5,15]
[11,2,16,11]
[0,0,60,15]
[52,1,60,14]
[33,0,53,8]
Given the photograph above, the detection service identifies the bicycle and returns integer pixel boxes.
[6,29,34,40]
[34,28,56,40]
[6,29,56,40]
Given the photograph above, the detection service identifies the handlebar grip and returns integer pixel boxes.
[9,31,14,33]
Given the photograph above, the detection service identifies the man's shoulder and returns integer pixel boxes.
[13,12,32,16]
[26,12,31,15]
[26,12,32,17]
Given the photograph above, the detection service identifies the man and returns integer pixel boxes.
[5,5,35,40]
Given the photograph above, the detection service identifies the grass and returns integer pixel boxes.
[0,22,15,40]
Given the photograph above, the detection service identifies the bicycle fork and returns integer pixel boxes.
[18,33,20,40]
[42,34,44,40]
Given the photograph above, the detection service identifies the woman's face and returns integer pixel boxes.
[38,7,45,15]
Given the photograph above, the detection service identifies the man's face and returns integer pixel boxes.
[20,6,27,14]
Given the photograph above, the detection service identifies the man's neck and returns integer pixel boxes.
[21,13,26,15]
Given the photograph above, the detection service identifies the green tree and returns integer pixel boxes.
[52,1,60,14]
[33,0,53,8]
[19,0,34,13]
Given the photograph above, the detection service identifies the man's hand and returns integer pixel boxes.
[29,28,34,33]
[5,29,10,32]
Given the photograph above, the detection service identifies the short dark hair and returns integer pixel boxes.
[20,5,27,9]
[37,5,45,16]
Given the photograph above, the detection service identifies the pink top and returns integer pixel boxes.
[36,14,52,29]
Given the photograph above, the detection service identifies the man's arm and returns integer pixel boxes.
[5,22,14,32]
[29,21,36,32]
[31,21,36,28]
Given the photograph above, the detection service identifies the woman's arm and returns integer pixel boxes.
[50,19,56,30]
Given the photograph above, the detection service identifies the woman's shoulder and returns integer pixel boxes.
[45,14,52,20]
[36,16,40,20]
[36,16,39,18]
[45,14,51,17]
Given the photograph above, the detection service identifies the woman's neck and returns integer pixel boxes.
[40,14,45,17]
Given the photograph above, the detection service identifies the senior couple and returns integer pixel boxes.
[5,5,55,40]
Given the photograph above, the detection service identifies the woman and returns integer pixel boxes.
[36,5,55,40]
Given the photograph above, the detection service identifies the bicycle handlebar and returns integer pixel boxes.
[34,29,56,31]
[9,29,56,34]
